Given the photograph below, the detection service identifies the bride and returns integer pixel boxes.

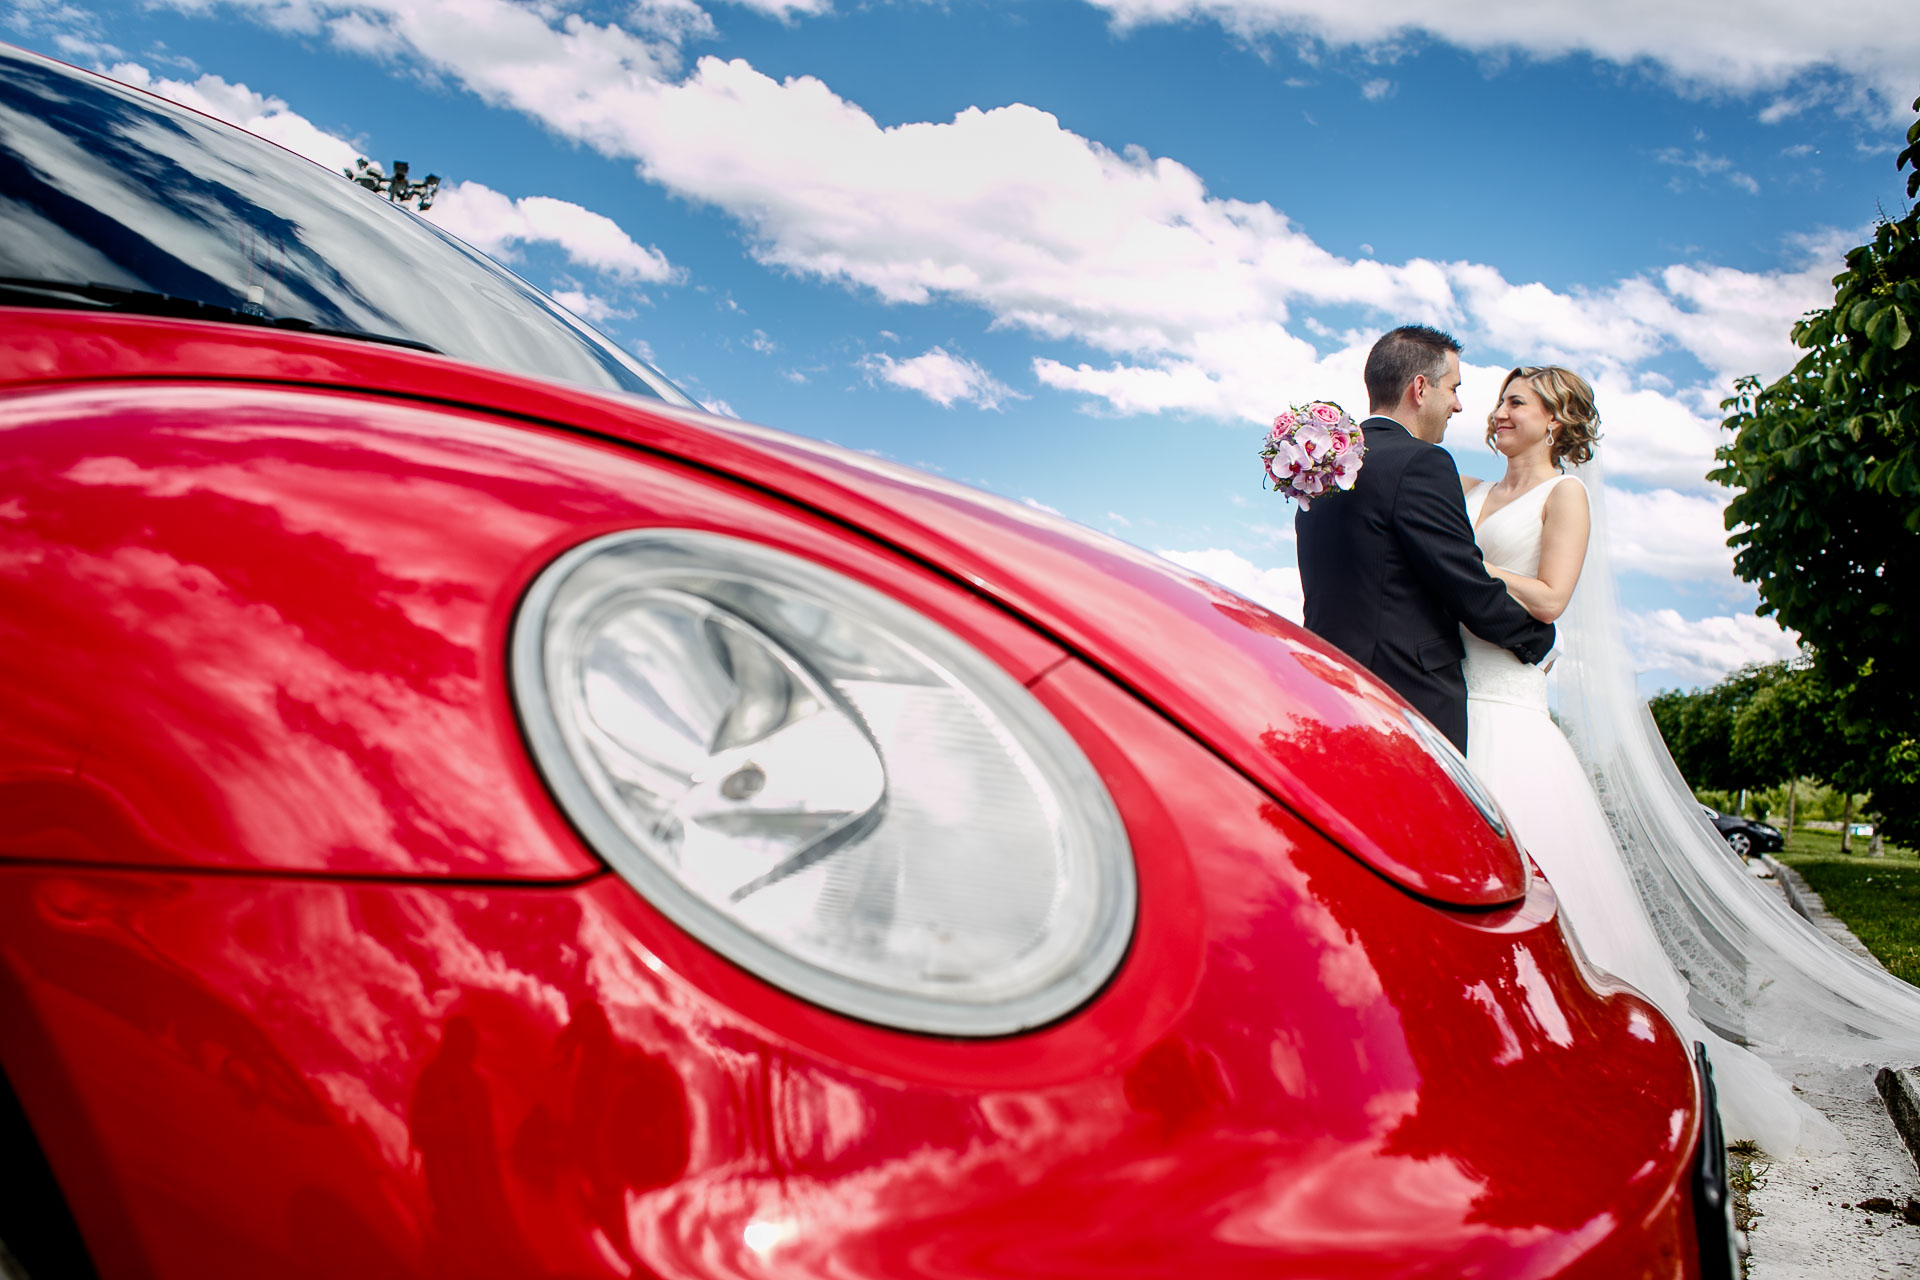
[1455,365,1822,1155]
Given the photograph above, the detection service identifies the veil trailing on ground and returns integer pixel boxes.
[1552,460,1920,1065]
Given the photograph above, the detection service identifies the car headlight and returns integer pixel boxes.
[512,530,1136,1036]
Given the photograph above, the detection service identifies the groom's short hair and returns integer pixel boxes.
[1365,325,1462,410]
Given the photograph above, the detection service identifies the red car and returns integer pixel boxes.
[0,44,1732,1280]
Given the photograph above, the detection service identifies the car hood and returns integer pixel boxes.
[1,312,1528,907]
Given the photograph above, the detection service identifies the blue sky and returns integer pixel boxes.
[8,0,1916,690]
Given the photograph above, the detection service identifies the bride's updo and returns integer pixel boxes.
[1486,365,1601,468]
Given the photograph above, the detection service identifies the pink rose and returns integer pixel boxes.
[1272,410,1299,432]
[1308,402,1341,425]
[1328,426,1351,454]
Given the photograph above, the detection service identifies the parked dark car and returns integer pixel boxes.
[1698,804,1784,858]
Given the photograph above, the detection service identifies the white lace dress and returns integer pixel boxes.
[1462,476,1815,1155]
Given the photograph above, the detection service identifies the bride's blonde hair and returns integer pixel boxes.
[1486,366,1601,467]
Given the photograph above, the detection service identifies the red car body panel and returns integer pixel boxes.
[0,310,1704,1277]
[0,378,1062,878]
[2,664,1698,1279]
[1,311,1523,907]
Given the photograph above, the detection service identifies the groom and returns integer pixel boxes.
[1295,325,1554,752]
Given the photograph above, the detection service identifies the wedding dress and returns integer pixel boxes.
[1545,464,1920,1076]
[1460,473,1820,1155]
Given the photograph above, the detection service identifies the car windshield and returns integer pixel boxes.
[0,45,693,405]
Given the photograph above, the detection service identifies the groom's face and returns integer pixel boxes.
[1412,352,1464,443]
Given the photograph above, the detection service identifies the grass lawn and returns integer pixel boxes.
[1774,828,1920,986]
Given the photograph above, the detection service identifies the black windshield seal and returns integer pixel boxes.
[0,276,442,353]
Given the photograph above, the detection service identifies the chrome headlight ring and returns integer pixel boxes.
[512,529,1136,1037]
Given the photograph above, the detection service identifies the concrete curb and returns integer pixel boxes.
[1760,855,1883,965]
[1876,1066,1920,1179]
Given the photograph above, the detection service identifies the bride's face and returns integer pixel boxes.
[1489,378,1556,459]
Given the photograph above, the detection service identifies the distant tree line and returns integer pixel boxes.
[1649,660,1888,848]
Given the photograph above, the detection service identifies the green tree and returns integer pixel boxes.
[1728,662,1802,783]
[1648,664,1778,798]
[1648,686,1715,791]
[1732,662,1874,847]
[1713,95,1920,844]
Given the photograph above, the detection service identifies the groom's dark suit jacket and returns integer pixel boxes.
[1295,416,1555,752]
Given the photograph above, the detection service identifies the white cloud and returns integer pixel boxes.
[1444,244,1839,395]
[718,0,831,17]
[546,287,632,323]
[156,0,1843,448]
[1496,378,1723,491]
[1653,148,1760,195]
[122,0,1853,601]
[9,0,123,66]
[1645,246,1843,388]
[1601,487,1734,580]
[104,62,363,175]
[1624,608,1800,685]
[1082,0,1920,119]
[425,182,678,283]
[863,347,1022,410]
[1757,84,1844,125]
[1157,548,1303,622]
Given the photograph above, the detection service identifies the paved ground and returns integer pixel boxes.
[1744,859,1920,1278]
[1745,1059,1920,1278]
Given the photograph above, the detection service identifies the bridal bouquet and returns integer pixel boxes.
[1261,401,1365,509]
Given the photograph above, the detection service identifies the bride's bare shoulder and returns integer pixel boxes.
[1460,475,1483,496]
[1543,475,1590,522]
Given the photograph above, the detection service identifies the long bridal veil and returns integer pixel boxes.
[1553,459,1920,1064]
